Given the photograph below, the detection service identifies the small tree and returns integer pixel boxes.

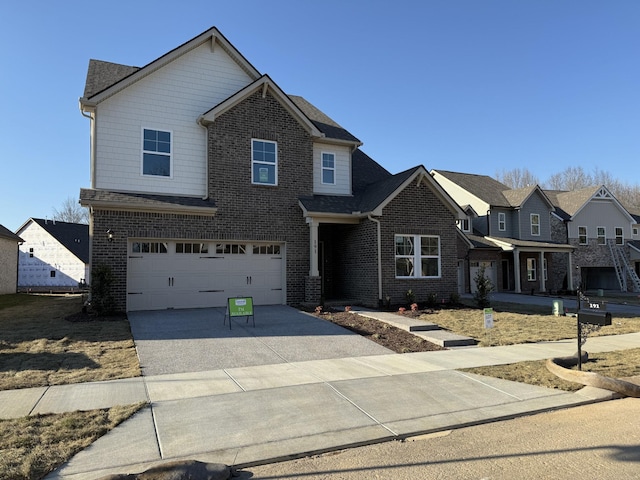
[90,264,116,316]
[473,264,493,308]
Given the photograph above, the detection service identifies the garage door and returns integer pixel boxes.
[470,261,496,293]
[127,240,284,311]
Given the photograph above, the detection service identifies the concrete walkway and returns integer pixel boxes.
[1,300,637,479]
[23,332,638,478]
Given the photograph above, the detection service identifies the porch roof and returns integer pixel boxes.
[485,236,575,252]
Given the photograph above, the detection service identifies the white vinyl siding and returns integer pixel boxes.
[94,42,253,196]
[313,144,351,195]
[569,199,632,243]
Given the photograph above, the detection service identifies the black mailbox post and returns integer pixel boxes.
[577,309,612,370]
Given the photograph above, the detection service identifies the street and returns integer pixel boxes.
[243,398,640,480]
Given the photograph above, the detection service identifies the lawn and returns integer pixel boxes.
[0,293,140,390]
[0,293,144,480]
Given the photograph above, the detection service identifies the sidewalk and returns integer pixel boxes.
[4,329,629,479]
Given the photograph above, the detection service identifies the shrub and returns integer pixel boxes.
[90,264,117,316]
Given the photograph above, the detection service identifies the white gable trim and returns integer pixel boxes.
[198,75,325,138]
[81,27,261,108]
[572,185,635,222]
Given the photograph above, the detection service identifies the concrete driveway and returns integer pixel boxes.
[128,305,393,376]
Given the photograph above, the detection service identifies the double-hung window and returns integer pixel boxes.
[578,226,587,245]
[395,235,441,278]
[321,152,335,184]
[530,213,540,236]
[615,227,624,245]
[252,139,277,185]
[498,212,506,231]
[527,258,537,281]
[142,128,171,177]
[597,227,606,245]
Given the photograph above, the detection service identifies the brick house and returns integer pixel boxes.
[78,27,465,312]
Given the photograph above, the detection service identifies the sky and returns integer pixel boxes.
[1,0,639,232]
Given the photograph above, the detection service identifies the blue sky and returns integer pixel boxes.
[1,0,639,231]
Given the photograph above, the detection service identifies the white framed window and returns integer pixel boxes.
[615,227,624,245]
[394,235,441,278]
[142,128,171,177]
[633,227,638,236]
[132,241,168,254]
[597,227,606,245]
[530,213,540,236]
[252,139,277,185]
[321,152,335,184]
[527,258,536,281]
[578,226,587,245]
[176,242,208,254]
[253,244,281,255]
[461,218,471,232]
[216,243,247,254]
[498,212,506,231]
[543,258,548,281]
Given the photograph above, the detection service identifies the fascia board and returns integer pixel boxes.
[82,27,260,107]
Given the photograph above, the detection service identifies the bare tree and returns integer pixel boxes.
[495,168,540,189]
[52,197,89,224]
[544,166,592,191]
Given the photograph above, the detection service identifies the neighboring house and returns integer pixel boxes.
[629,209,640,281]
[431,170,574,294]
[0,224,23,294]
[16,218,89,290]
[78,27,465,312]
[546,186,640,292]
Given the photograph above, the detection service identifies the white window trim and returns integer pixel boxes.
[578,226,588,245]
[615,227,624,245]
[251,138,278,186]
[321,152,336,185]
[597,226,606,245]
[461,217,471,232]
[530,213,540,236]
[394,234,441,279]
[527,257,537,281]
[498,212,506,231]
[543,258,548,281]
[141,127,172,178]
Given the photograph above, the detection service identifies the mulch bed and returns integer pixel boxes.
[316,310,445,353]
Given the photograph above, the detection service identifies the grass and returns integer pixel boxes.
[0,293,140,390]
[417,297,640,392]
[0,293,144,480]
[0,403,146,480]
[418,300,640,347]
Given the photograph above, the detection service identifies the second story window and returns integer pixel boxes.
[615,227,624,245]
[597,227,606,245]
[321,152,335,184]
[498,212,506,231]
[530,213,540,236]
[142,128,171,177]
[252,139,277,186]
[578,226,587,245]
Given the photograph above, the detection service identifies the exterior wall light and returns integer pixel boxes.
[107,229,114,242]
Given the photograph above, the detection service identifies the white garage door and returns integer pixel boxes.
[469,261,496,293]
[127,240,284,311]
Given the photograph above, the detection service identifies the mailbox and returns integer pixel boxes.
[577,310,612,326]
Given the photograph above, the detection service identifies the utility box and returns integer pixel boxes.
[578,310,612,326]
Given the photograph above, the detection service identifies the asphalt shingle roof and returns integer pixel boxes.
[434,170,512,207]
[80,189,217,212]
[83,59,140,99]
[0,224,22,242]
[31,219,89,264]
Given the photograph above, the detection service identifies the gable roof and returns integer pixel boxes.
[432,170,512,207]
[0,224,22,243]
[300,164,465,219]
[17,218,89,264]
[80,27,261,108]
[548,185,635,221]
[289,96,361,144]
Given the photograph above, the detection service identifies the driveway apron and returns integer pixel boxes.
[128,305,393,376]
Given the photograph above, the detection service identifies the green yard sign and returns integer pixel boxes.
[228,297,254,317]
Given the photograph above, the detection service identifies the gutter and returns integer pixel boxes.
[368,215,383,305]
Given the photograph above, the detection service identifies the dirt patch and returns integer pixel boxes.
[316,311,445,353]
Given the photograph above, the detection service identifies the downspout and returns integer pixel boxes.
[367,215,382,306]
[80,106,97,188]
[198,119,209,200]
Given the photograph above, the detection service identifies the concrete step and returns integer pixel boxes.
[415,330,479,348]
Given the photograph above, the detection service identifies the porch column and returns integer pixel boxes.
[539,251,546,293]
[307,218,319,277]
[567,251,574,291]
[513,248,521,293]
